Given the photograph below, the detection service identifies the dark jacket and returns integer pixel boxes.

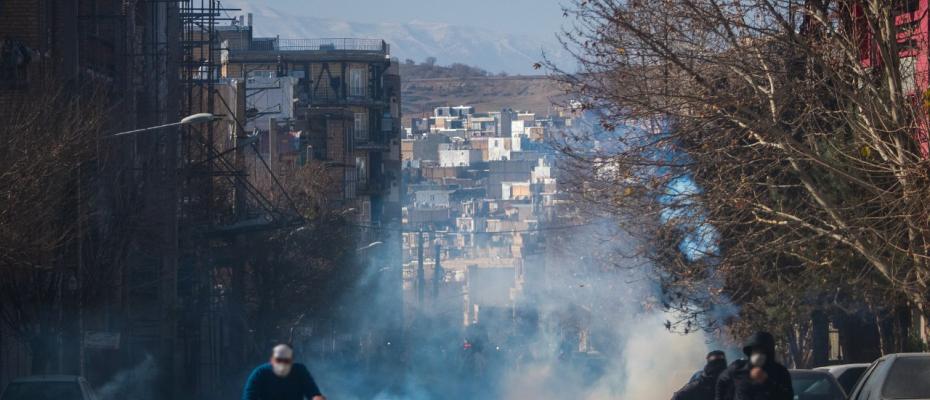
[715,332,793,400]
[673,373,719,400]
[674,358,728,400]
[242,363,322,400]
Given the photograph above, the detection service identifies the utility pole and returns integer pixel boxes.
[77,163,85,377]
[416,230,425,305]
[234,79,248,218]
[432,236,442,302]
[269,118,279,178]
[231,78,248,375]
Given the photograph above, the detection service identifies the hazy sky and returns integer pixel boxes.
[229,0,568,36]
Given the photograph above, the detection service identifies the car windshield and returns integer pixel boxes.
[1,382,83,400]
[792,373,842,400]
[836,367,866,394]
[883,357,930,399]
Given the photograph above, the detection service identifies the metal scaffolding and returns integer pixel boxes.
[178,0,240,396]
[177,3,305,396]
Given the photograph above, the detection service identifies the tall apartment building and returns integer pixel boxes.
[220,33,405,346]
[221,35,402,223]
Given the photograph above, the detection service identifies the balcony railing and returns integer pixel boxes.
[355,130,389,150]
[250,38,390,54]
[357,179,385,195]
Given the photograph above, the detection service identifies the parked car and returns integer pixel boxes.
[790,369,847,400]
[815,363,870,395]
[848,353,930,400]
[0,375,97,400]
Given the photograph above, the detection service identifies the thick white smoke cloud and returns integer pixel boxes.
[489,221,724,399]
[615,314,711,399]
[492,270,716,400]
[306,218,730,400]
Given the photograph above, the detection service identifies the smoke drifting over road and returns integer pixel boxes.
[306,220,725,400]
[97,354,157,400]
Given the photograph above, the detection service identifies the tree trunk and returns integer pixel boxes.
[811,310,829,367]
[875,313,888,356]
[787,328,802,369]
[914,302,930,351]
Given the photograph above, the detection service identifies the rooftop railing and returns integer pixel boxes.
[247,38,389,54]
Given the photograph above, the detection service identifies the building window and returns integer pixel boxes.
[247,69,276,79]
[349,67,366,97]
[344,122,353,154]
[356,155,368,188]
[895,0,921,15]
[354,112,369,141]
[0,39,32,87]
[345,168,357,199]
[900,56,917,94]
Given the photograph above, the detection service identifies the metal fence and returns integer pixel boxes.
[268,38,389,53]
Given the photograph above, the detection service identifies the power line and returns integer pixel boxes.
[249,140,303,217]
[211,87,304,218]
[185,124,282,219]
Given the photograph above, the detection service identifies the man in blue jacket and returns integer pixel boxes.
[242,344,326,400]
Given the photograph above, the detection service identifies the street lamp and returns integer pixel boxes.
[356,241,384,253]
[104,113,217,138]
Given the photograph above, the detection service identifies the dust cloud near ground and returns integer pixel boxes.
[307,220,728,400]
[96,355,157,400]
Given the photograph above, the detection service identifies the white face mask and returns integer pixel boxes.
[750,352,767,367]
[272,361,292,377]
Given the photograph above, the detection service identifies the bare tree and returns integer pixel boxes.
[0,79,109,372]
[238,161,361,357]
[551,0,930,352]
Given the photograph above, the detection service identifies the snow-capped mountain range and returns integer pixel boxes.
[220,0,572,75]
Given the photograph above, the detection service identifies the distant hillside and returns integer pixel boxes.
[398,59,494,80]
[221,0,572,75]
[400,62,566,123]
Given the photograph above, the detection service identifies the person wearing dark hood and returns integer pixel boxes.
[715,331,793,400]
[672,350,728,400]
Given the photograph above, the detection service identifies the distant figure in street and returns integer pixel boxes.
[672,350,728,400]
[715,331,793,400]
[242,344,326,400]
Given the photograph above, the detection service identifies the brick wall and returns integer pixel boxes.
[0,0,45,106]
[0,0,44,49]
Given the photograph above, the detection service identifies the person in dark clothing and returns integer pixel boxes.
[242,344,326,400]
[688,350,728,383]
[715,331,793,400]
[673,350,728,400]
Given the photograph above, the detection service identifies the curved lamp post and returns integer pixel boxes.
[104,113,217,138]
